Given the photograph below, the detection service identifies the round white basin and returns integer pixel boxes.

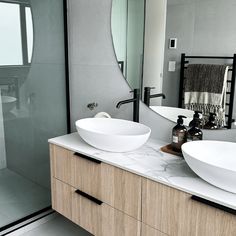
[75,118,151,152]
[1,96,17,113]
[182,141,236,193]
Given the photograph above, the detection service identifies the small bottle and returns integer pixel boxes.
[171,115,187,152]
[189,111,203,128]
[187,119,203,141]
[203,113,218,130]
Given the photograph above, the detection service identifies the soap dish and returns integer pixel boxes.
[160,144,183,157]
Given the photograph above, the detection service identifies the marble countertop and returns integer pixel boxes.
[49,133,236,210]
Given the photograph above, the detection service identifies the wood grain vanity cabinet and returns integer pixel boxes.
[50,144,142,236]
[141,223,168,236]
[50,143,236,236]
[142,178,236,236]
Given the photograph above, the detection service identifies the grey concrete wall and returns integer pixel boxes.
[163,0,236,121]
[68,0,236,143]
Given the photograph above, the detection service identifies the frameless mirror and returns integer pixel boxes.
[111,0,236,129]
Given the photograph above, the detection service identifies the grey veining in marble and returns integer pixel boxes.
[49,133,236,210]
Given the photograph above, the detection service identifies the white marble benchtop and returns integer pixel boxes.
[49,133,236,210]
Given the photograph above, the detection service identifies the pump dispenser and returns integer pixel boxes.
[189,111,203,128]
[204,113,218,130]
[171,115,187,152]
[187,118,203,141]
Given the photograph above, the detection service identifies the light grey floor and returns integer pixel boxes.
[20,215,91,236]
[0,168,50,228]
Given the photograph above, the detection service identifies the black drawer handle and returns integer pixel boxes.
[75,189,103,205]
[74,152,101,164]
[191,195,236,215]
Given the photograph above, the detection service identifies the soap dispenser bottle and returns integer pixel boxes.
[203,113,218,130]
[189,111,203,128]
[187,119,203,141]
[171,115,187,152]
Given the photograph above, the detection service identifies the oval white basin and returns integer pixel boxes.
[75,118,151,152]
[150,106,194,126]
[182,141,236,193]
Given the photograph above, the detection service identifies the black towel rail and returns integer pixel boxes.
[179,53,236,129]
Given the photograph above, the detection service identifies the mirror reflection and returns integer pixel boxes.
[111,0,236,129]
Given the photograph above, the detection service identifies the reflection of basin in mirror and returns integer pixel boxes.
[1,96,17,113]
[76,118,151,152]
[150,106,194,126]
[182,141,236,193]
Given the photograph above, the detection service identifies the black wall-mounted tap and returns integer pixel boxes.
[116,89,140,122]
[144,87,166,107]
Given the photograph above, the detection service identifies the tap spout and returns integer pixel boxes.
[144,87,166,106]
[116,89,140,122]
[150,93,166,99]
[116,98,137,109]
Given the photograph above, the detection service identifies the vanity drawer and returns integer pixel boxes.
[50,144,142,220]
[141,223,168,236]
[142,178,236,236]
[51,177,72,220]
[71,186,141,236]
[50,144,73,184]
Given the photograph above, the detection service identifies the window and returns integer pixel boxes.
[0,2,33,66]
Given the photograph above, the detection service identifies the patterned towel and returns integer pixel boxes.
[184,64,228,127]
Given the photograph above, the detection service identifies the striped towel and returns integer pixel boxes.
[184,64,228,127]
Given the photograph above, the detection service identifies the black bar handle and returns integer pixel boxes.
[75,189,103,205]
[73,152,101,164]
[191,195,236,215]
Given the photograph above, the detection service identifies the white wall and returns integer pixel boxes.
[143,0,167,105]
[67,0,236,143]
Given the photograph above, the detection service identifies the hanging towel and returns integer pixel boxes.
[184,64,228,127]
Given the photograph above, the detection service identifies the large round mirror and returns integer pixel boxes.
[111,0,236,129]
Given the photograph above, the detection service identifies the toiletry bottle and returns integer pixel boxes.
[189,111,203,128]
[203,113,218,130]
[171,115,187,152]
[187,119,203,141]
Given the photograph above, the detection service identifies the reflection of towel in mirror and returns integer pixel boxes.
[184,64,228,127]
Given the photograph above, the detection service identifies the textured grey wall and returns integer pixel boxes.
[67,0,236,143]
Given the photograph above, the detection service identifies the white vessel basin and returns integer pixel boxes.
[182,141,236,193]
[75,118,151,152]
[150,106,194,126]
[1,96,17,113]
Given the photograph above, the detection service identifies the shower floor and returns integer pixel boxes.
[0,168,51,228]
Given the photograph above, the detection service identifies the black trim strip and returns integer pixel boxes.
[191,195,236,215]
[63,0,71,133]
[75,189,103,205]
[0,206,52,233]
[185,56,234,59]
[1,210,54,236]
[74,152,102,164]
